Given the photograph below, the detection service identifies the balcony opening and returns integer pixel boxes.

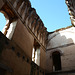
[52,51,62,71]
[32,39,40,66]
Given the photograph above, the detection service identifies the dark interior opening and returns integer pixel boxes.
[52,51,62,71]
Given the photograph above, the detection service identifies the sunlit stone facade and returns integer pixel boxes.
[0,0,75,75]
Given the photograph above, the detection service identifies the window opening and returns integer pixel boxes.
[32,40,40,66]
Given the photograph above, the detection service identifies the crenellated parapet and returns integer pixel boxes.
[0,0,48,49]
[65,0,75,26]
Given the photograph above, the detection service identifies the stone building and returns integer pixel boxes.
[46,26,75,75]
[0,0,47,75]
[46,0,75,74]
[0,0,75,75]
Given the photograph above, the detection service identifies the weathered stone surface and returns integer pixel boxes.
[0,0,47,75]
[66,0,75,26]
[0,0,4,10]
[46,26,75,73]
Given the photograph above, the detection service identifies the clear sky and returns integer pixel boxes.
[29,0,71,32]
[0,13,6,32]
[0,0,71,32]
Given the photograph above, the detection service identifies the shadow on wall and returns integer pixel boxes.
[46,28,75,73]
[47,30,75,50]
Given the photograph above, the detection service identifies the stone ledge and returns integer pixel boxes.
[46,69,75,75]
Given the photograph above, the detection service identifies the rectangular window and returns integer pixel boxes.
[32,40,40,66]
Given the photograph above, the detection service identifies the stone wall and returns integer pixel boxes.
[0,0,47,75]
[12,19,34,58]
[0,31,45,75]
[46,27,75,73]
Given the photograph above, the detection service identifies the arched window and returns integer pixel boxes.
[52,51,62,71]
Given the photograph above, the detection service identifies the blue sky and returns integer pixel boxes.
[29,0,71,32]
[0,0,71,32]
[0,13,6,32]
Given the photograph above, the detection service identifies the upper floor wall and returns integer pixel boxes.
[0,0,47,71]
[47,26,75,49]
[0,0,47,49]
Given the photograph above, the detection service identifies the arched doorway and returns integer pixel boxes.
[52,51,62,71]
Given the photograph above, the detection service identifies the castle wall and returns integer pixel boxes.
[46,27,75,73]
[0,0,46,75]
[12,19,34,58]
[0,32,31,75]
[1,48,31,75]
[0,31,45,75]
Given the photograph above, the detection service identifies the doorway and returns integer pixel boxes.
[52,51,62,71]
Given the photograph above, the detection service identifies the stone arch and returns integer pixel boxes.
[50,49,63,58]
